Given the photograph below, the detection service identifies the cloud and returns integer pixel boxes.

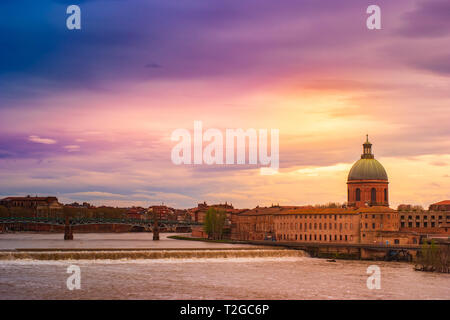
[396,0,450,38]
[64,145,81,152]
[411,54,450,76]
[28,135,57,144]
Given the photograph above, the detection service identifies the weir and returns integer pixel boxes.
[0,249,308,261]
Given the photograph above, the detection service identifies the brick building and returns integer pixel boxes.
[0,195,63,217]
[231,205,416,245]
[398,201,450,236]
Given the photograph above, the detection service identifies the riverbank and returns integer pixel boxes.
[168,235,419,262]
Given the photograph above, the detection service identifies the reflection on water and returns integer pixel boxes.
[0,233,255,250]
[0,233,449,299]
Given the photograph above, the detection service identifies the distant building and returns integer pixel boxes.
[398,202,450,236]
[429,200,450,212]
[188,201,234,223]
[126,207,147,220]
[149,205,175,220]
[0,195,63,217]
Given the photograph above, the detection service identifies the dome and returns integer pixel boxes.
[348,158,388,181]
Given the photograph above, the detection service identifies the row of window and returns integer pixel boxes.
[278,214,349,220]
[279,233,353,242]
[277,222,353,231]
[401,222,437,228]
[400,215,446,220]
[350,188,388,202]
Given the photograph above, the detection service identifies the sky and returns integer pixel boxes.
[0,0,449,209]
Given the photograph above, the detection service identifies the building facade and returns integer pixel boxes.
[0,195,63,217]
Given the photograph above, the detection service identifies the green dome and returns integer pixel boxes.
[348,158,388,181]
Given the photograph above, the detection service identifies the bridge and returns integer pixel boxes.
[0,216,202,240]
[0,216,201,227]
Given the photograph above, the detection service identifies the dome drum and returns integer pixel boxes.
[347,136,389,208]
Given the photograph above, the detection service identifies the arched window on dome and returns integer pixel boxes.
[356,188,361,201]
[371,188,376,203]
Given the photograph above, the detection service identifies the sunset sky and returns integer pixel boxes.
[0,0,449,208]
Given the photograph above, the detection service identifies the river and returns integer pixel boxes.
[0,233,449,299]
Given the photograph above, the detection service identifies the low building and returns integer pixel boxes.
[0,195,63,217]
[398,204,450,237]
[231,205,417,245]
[188,201,234,223]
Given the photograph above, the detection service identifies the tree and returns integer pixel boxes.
[204,207,227,240]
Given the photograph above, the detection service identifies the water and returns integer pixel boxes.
[0,233,449,299]
[0,232,256,250]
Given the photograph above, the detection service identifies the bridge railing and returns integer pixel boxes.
[0,216,203,226]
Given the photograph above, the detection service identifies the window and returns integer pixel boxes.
[416,222,420,228]
[371,188,376,203]
[372,223,376,229]
[424,222,427,228]
[394,239,399,244]
[384,188,388,202]
[356,188,361,201]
